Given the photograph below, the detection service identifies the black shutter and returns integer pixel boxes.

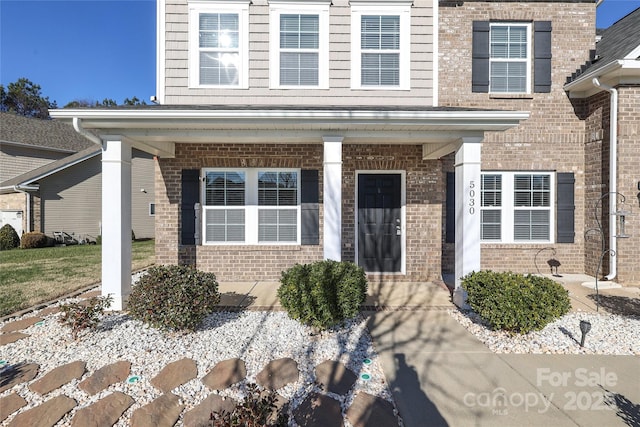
[556,172,575,243]
[534,21,552,93]
[301,169,319,245]
[472,21,490,93]
[181,169,200,245]
[446,172,456,243]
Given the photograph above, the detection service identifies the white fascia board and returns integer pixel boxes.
[565,59,640,97]
[624,43,640,60]
[17,151,101,187]
[0,139,76,154]
[564,60,623,92]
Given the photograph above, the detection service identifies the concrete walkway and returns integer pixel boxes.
[219,277,640,427]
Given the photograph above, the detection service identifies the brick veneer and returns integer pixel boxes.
[155,143,445,282]
[439,0,595,276]
[583,86,640,285]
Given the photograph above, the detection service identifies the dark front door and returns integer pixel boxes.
[357,173,402,272]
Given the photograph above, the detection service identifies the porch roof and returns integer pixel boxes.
[49,106,529,158]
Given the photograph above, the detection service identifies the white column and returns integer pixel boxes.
[323,136,343,261]
[454,137,483,308]
[101,137,132,311]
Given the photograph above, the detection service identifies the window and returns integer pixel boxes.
[351,3,411,89]
[472,21,551,94]
[269,2,329,88]
[480,172,554,243]
[489,23,531,93]
[189,0,249,88]
[149,203,156,216]
[202,169,300,244]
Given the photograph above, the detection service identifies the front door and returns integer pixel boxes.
[357,173,402,272]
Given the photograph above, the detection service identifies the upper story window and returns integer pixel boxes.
[351,3,411,90]
[480,172,554,243]
[202,168,301,244]
[189,0,250,89]
[269,1,330,88]
[489,23,531,93]
[472,21,552,94]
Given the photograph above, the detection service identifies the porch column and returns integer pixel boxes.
[323,136,343,261]
[101,137,132,311]
[454,137,483,308]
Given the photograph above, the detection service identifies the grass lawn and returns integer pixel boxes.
[0,239,155,317]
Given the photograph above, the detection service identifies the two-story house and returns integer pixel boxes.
[50,0,639,310]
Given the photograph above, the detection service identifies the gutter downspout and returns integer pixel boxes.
[12,184,39,234]
[592,77,618,281]
[72,117,103,146]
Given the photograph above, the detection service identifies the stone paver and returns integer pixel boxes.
[346,392,399,427]
[37,306,61,316]
[78,360,131,395]
[293,392,344,427]
[70,391,134,427]
[151,357,197,392]
[1,316,44,333]
[183,394,238,427]
[202,358,246,391]
[0,332,30,346]
[0,393,27,422]
[315,360,357,395]
[0,362,39,393]
[130,392,184,427]
[29,360,86,395]
[256,357,299,391]
[7,395,76,427]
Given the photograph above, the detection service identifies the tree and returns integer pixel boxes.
[63,97,145,108]
[122,96,146,106]
[0,78,57,119]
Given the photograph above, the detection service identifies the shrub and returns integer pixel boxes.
[462,270,571,334]
[277,260,367,330]
[209,383,288,427]
[59,295,113,340]
[127,265,220,331]
[20,232,49,249]
[0,224,20,250]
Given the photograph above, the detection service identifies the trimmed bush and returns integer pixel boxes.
[0,224,20,251]
[59,295,113,340]
[127,265,220,331]
[20,232,49,249]
[462,270,571,334]
[277,260,367,330]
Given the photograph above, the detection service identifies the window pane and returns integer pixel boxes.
[361,53,399,86]
[490,62,527,93]
[205,171,245,206]
[514,210,549,241]
[200,52,239,85]
[258,209,298,242]
[481,210,502,240]
[361,15,399,50]
[514,174,550,207]
[205,208,245,242]
[481,174,502,207]
[280,53,318,86]
[258,172,298,206]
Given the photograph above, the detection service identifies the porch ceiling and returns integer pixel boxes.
[50,107,529,158]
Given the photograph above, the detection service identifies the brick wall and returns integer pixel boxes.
[155,143,445,282]
[439,0,595,275]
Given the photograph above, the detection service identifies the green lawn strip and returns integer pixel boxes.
[0,239,155,317]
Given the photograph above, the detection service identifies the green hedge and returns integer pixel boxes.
[277,260,367,330]
[462,270,571,334]
[0,224,20,250]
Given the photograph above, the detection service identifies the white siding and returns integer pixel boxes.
[162,0,434,105]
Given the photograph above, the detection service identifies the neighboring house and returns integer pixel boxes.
[50,0,639,311]
[0,112,94,235]
[0,113,156,239]
[564,7,640,285]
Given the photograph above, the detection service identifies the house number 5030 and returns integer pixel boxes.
[468,180,476,215]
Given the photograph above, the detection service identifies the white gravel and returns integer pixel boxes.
[1,296,394,427]
[449,309,640,355]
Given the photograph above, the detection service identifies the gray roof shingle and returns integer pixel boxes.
[0,112,95,152]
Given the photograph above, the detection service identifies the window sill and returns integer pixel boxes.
[489,93,534,100]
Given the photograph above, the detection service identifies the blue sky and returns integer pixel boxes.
[0,0,638,107]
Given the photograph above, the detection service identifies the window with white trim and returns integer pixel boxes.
[489,23,531,93]
[351,3,411,89]
[269,2,329,88]
[480,172,554,243]
[188,0,249,88]
[202,169,300,244]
